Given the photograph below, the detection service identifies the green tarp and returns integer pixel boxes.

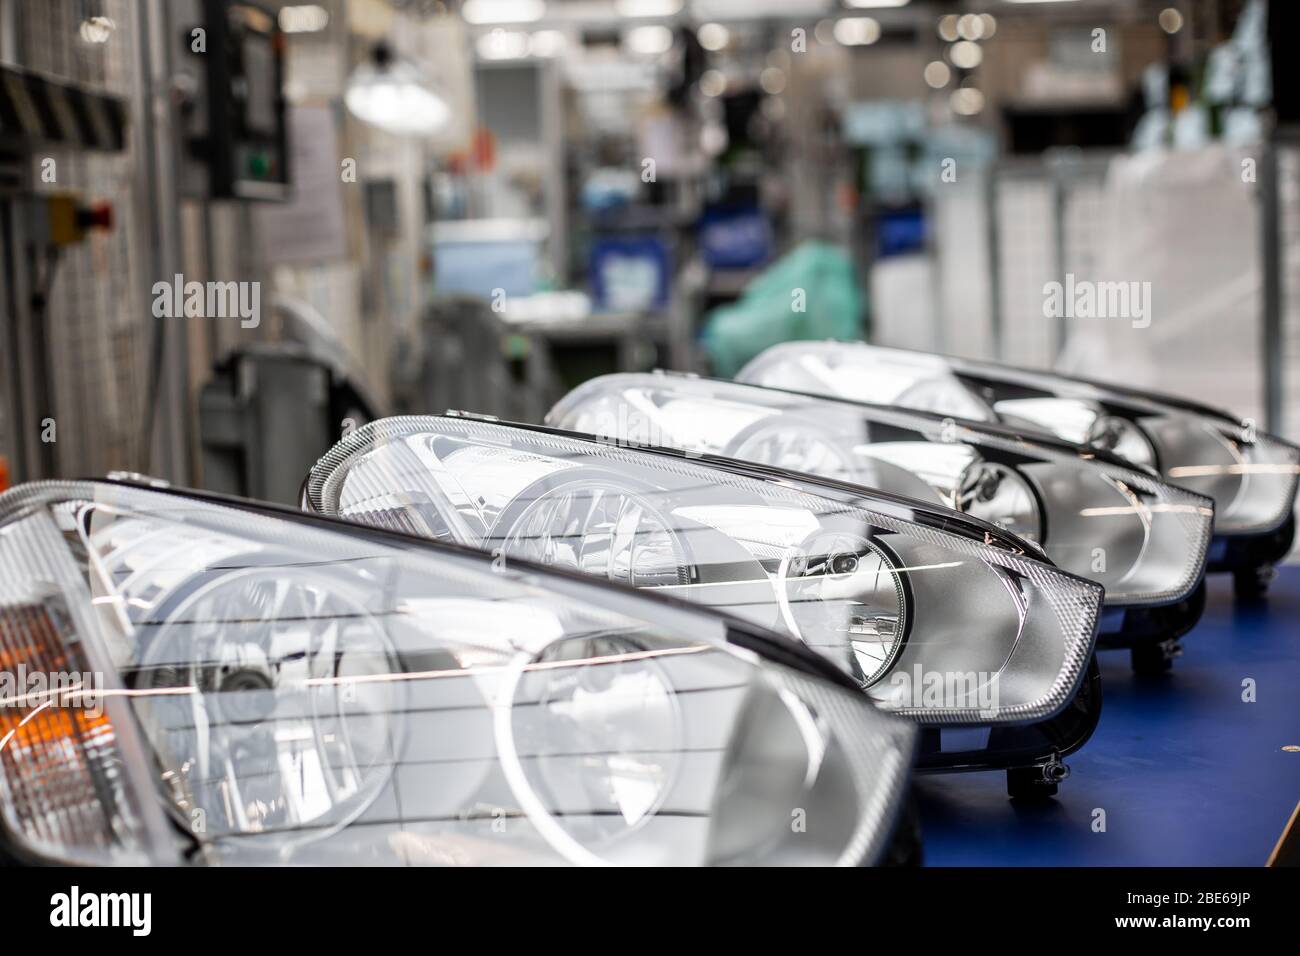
[701,242,864,376]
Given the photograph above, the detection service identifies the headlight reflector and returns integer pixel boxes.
[1085,415,1158,471]
[955,461,1042,542]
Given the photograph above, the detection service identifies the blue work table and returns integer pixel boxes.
[917,564,1300,866]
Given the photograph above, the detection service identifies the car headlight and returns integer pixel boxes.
[0,479,914,867]
[306,415,1104,739]
[737,341,1298,542]
[546,373,1212,613]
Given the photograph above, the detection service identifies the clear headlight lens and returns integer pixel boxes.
[737,342,997,421]
[955,462,1042,542]
[729,423,860,484]
[775,533,907,685]
[548,373,1212,607]
[0,481,913,867]
[1085,415,1158,471]
[499,481,690,588]
[738,341,1298,538]
[1148,417,1299,536]
[307,415,1103,724]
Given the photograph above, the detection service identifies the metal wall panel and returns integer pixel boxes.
[16,0,151,478]
[1279,145,1300,443]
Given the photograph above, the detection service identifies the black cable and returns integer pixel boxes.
[28,243,61,478]
[138,271,167,471]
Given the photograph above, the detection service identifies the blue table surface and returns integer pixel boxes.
[917,564,1300,866]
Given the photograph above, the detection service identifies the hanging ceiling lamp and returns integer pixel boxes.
[344,42,451,136]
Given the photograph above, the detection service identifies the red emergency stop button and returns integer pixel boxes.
[78,200,113,232]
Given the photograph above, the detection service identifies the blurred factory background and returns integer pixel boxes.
[0,0,1297,510]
